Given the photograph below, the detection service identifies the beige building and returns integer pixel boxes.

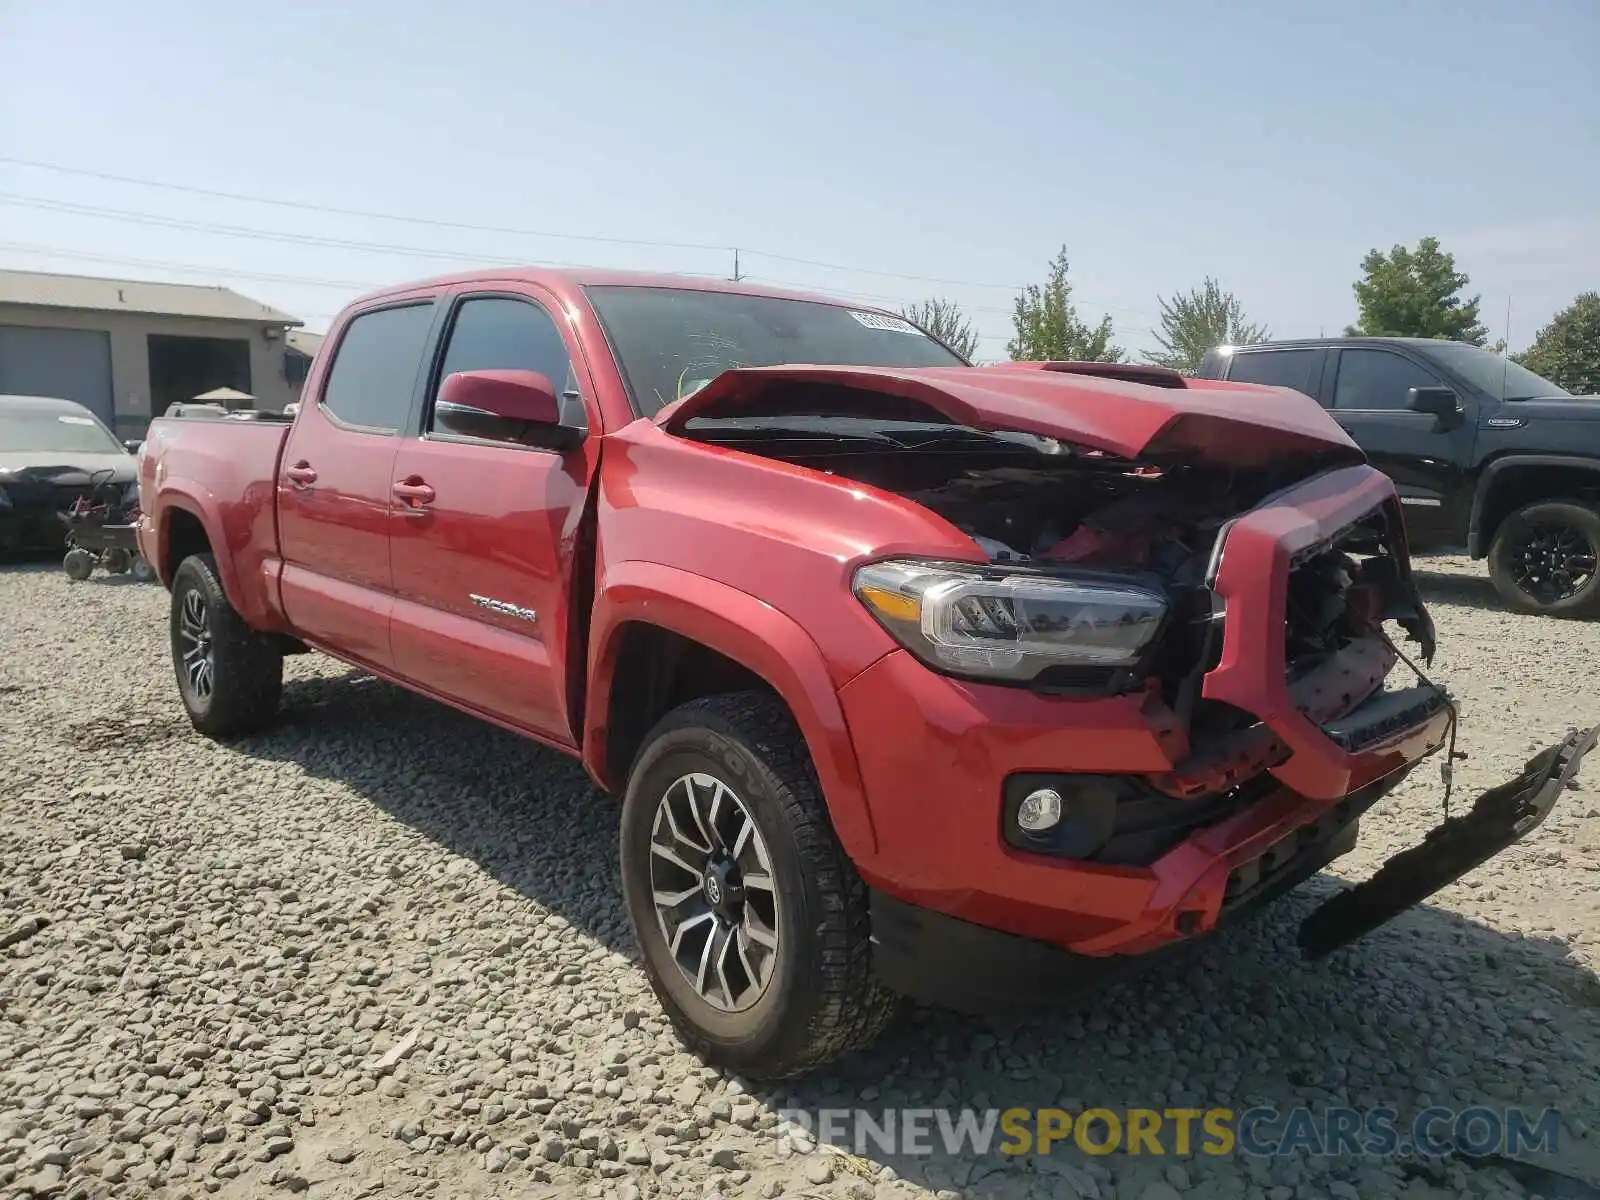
[0,269,303,439]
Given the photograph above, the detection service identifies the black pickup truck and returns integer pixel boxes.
[1199,337,1600,617]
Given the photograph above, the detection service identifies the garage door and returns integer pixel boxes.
[0,325,115,427]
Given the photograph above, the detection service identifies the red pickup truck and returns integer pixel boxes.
[136,269,1594,1078]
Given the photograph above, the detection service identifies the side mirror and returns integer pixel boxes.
[434,370,582,450]
[123,439,144,454]
[1406,386,1461,423]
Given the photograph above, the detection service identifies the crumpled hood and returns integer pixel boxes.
[657,364,1362,467]
[0,451,136,486]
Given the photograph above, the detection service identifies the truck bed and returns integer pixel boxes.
[136,413,293,625]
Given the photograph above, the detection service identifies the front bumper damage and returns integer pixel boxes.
[849,463,1597,1008]
[870,729,1597,1011]
[1297,723,1600,958]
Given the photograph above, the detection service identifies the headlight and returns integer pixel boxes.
[853,559,1167,682]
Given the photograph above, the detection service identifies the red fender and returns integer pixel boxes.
[150,479,288,632]
[584,560,880,864]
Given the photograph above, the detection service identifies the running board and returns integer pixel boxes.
[1298,723,1599,960]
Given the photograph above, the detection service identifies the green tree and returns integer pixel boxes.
[900,297,980,362]
[1006,247,1124,362]
[1345,236,1488,344]
[1144,278,1270,374]
[1515,292,1600,394]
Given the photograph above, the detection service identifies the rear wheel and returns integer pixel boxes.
[102,548,133,575]
[1488,500,1600,618]
[170,553,283,736]
[619,692,896,1079]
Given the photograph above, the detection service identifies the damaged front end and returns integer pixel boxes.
[667,364,1592,958]
[1298,724,1600,958]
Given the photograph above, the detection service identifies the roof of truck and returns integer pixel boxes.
[349,268,855,310]
[1219,336,1475,352]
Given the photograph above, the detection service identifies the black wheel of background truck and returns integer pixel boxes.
[102,548,133,575]
[619,692,897,1079]
[62,548,95,581]
[130,557,157,584]
[169,553,283,736]
[1487,500,1600,618]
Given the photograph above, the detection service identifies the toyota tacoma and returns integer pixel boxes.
[135,270,1596,1078]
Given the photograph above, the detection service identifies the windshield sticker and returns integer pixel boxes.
[848,311,925,336]
[58,415,96,426]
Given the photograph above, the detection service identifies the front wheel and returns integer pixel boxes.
[619,692,897,1079]
[169,553,283,736]
[1487,500,1600,618]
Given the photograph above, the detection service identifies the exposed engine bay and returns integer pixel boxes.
[683,410,1346,587]
[893,456,1255,579]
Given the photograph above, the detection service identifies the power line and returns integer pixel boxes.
[0,156,734,254]
[0,156,1042,294]
[0,240,383,291]
[0,193,730,276]
[0,195,1162,331]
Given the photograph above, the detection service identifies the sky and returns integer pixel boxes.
[1,0,1595,359]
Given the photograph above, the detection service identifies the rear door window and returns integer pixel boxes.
[320,303,435,433]
[1225,349,1325,398]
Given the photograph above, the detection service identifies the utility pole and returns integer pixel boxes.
[730,248,743,283]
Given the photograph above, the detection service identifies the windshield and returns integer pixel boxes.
[1425,341,1571,401]
[585,286,968,416]
[0,408,124,454]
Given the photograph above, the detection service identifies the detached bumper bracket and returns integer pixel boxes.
[1298,723,1599,960]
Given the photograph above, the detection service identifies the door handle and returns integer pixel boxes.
[285,462,317,488]
[393,477,436,514]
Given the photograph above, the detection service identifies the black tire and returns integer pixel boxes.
[130,557,157,584]
[62,549,95,581]
[169,553,283,736]
[102,548,133,575]
[619,692,897,1079]
[1487,500,1600,618]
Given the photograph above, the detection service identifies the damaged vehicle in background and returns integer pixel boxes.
[0,393,139,557]
[133,270,1598,1078]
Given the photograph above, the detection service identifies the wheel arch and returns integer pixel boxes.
[584,562,879,864]
[1468,455,1600,558]
[160,504,214,582]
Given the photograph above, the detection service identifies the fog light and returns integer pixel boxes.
[1016,788,1064,834]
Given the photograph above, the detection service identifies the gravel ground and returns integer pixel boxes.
[1,555,1598,1200]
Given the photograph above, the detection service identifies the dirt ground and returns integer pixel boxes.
[1,555,1597,1200]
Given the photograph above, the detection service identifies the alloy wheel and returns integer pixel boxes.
[178,588,215,702]
[648,772,780,1012]
[1508,520,1599,605]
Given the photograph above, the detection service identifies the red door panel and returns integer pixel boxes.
[390,440,591,741]
[277,406,399,669]
[275,298,439,671]
[386,286,601,745]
